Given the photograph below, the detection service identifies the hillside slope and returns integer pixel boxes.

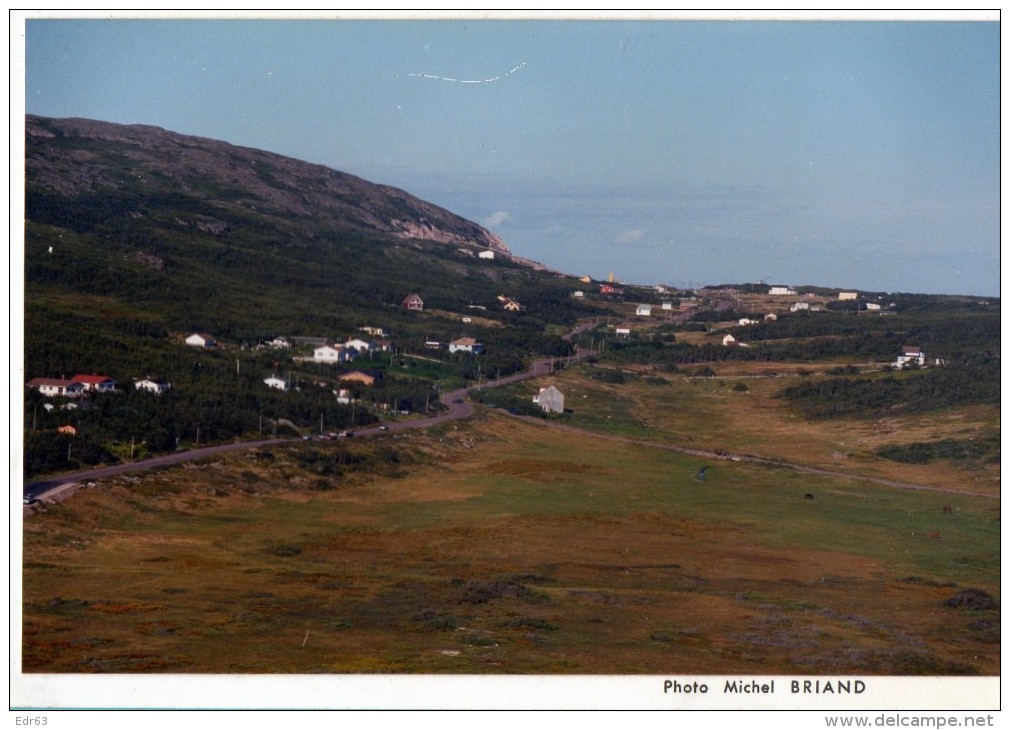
[26,114,511,256]
[24,115,591,348]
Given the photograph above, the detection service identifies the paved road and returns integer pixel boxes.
[23,347,585,501]
[28,327,984,503]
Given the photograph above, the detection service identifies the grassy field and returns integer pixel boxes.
[509,363,1000,497]
[21,405,999,675]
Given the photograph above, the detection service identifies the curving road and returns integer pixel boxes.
[23,350,583,501]
[27,327,989,503]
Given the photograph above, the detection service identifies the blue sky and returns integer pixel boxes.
[19,13,1000,296]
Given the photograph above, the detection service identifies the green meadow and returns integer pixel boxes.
[22,405,999,675]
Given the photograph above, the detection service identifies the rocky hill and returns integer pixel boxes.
[25,114,513,258]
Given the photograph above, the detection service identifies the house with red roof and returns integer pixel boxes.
[70,374,117,393]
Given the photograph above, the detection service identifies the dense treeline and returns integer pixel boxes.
[741,309,999,359]
[776,358,999,419]
[876,435,1000,466]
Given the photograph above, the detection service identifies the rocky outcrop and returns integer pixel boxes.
[25,114,517,260]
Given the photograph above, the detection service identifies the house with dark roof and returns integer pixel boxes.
[27,378,85,398]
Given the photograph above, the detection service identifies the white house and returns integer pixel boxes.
[265,336,291,349]
[838,292,858,301]
[769,286,797,296]
[722,334,737,346]
[314,344,355,363]
[616,327,631,337]
[344,338,374,354]
[895,346,926,369]
[70,374,117,392]
[635,304,653,317]
[186,333,216,348]
[738,318,758,326]
[790,302,810,312]
[27,378,85,398]
[449,337,485,354]
[865,302,881,311]
[359,326,387,337]
[533,385,565,414]
[478,250,495,260]
[135,378,172,395]
[661,301,674,310]
[264,375,290,391]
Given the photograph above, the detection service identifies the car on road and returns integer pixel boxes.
[23,496,39,506]
[378,425,389,431]
[338,431,354,438]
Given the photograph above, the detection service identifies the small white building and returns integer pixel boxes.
[894,346,926,369]
[661,301,674,310]
[636,304,653,317]
[865,302,881,311]
[265,336,291,349]
[769,286,797,296]
[533,385,565,414]
[838,292,858,301]
[186,333,216,347]
[135,378,172,395]
[314,344,355,363]
[264,376,290,391]
[790,302,810,312]
[722,334,737,346]
[479,250,495,260]
[344,338,374,354]
[449,337,485,354]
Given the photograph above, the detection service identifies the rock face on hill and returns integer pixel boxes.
[25,114,514,258]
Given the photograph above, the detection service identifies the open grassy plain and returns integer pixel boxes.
[22,400,999,675]
[508,363,1000,497]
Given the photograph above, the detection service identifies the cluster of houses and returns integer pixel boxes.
[28,374,174,398]
[263,370,377,392]
[307,335,394,364]
[401,291,523,315]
